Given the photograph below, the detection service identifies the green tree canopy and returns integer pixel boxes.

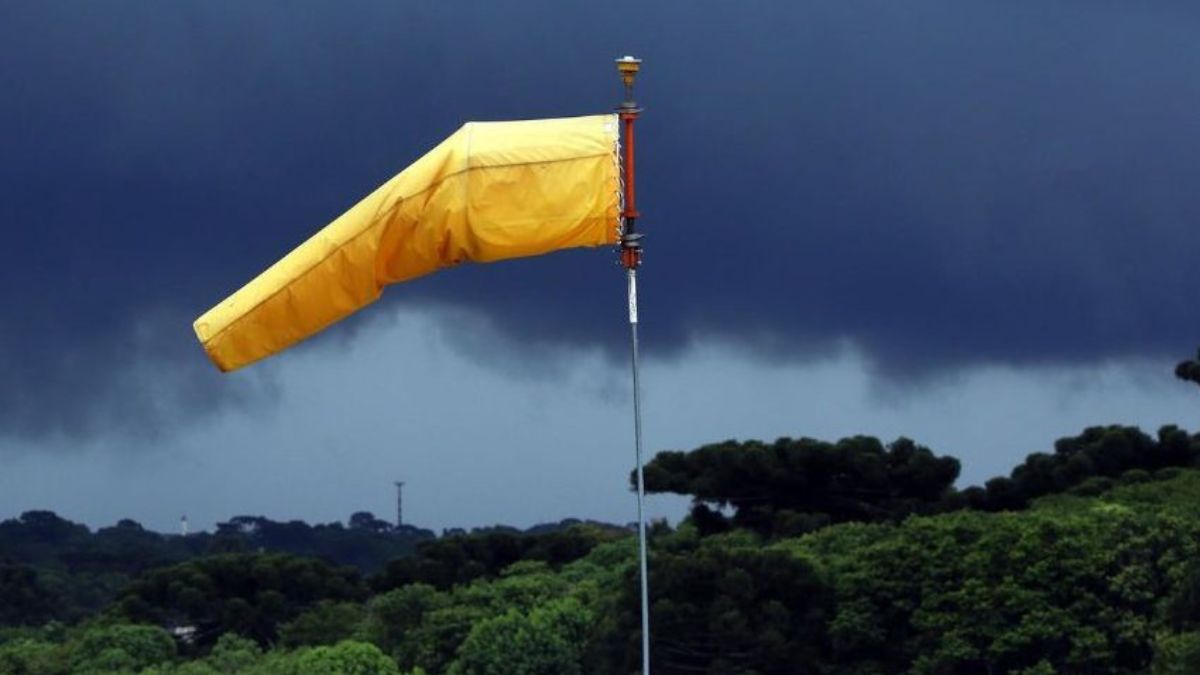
[641,435,960,535]
[450,598,591,675]
[295,640,400,675]
[596,530,831,674]
[372,525,619,593]
[67,623,175,674]
[115,553,367,647]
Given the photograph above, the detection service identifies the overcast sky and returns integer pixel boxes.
[3,1,1200,532]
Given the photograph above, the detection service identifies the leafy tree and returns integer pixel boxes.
[645,426,1200,540]
[205,633,262,673]
[641,435,960,536]
[66,623,175,673]
[0,638,63,675]
[358,584,447,659]
[449,598,591,675]
[1152,631,1200,674]
[279,601,364,647]
[116,553,367,647]
[349,513,394,534]
[0,512,90,557]
[595,529,831,674]
[972,426,1200,512]
[379,565,573,674]
[399,604,489,674]
[372,525,617,592]
[295,640,400,674]
[799,500,1200,674]
[0,563,58,627]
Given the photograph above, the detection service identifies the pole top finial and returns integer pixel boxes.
[616,55,641,97]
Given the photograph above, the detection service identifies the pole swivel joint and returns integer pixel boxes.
[621,232,644,269]
[616,56,642,110]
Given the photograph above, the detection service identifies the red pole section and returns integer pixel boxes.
[623,111,639,221]
[617,56,643,271]
[621,108,642,271]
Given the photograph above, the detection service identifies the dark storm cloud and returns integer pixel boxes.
[2,0,1199,438]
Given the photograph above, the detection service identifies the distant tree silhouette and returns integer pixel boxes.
[643,425,1200,536]
[639,436,961,536]
[969,425,1198,512]
[1177,348,1200,387]
[348,512,392,533]
[372,524,620,593]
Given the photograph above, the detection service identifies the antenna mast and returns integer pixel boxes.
[394,481,405,528]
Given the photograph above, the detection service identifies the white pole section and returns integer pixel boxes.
[628,267,651,675]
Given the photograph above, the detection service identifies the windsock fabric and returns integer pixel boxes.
[194,114,622,372]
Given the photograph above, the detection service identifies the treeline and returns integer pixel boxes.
[7,423,1200,672]
[111,524,622,650]
[0,517,619,638]
[0,510,615,628]
[0,626,403,674]
[372,524,625,592]
[0,510,433,625]
[7,472,1200,673]
[0,510,433,576]
[641,424,1200,537]
[0,522,633,673]
[208,514,434,571]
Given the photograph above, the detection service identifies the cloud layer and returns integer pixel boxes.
[3,1,1200,438]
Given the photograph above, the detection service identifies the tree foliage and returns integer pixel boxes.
[590,530,830,675]
[644,426,1200,538]
[372,524,620,593]
[278,601,364,648]
[11,424,1200,673]
[641,435,961,535]
[1175,348,1200,387]
[66,623,176,674]
[965,425,1197,512]
[295,640,401,675]
[0,563,59,627]
[115,553,366,647]
[449,598,591,675]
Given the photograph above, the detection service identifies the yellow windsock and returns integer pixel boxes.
[194,114,622,372]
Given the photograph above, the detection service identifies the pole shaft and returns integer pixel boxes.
[617,55,648,675]
[628,268,650,675]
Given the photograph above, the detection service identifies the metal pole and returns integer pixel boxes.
[394,481,404,528]
[616,55,650,675]
[628,268,651,675]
